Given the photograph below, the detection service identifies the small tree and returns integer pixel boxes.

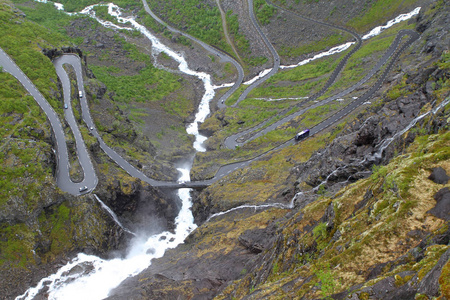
[315,263,340,299]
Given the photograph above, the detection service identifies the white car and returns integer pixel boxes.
[79,186,88,192]
[79,91,83,98]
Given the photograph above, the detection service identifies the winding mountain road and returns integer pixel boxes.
[0,2,421,193]
[0,48,97,195]
[231,0,281,107]
[224,29,417,149]
[141,0,244,109]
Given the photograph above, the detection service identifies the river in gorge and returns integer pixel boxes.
[17,2,422,299]
[17,3,215,299]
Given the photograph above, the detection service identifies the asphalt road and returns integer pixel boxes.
[53,56,98,195]
[0,10,420,192]
[231,0,281,107]
[54,55,183,188]
[0,48,96,195]
[140,0,244,110]
[224,30,418,149]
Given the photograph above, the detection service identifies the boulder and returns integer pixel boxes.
[428,167,449,184]
[427,187,450,220]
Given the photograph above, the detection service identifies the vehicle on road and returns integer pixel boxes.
[64,104,68,109]
[295,129,310,141]
[79,91,83,98]
[79,186,88,192]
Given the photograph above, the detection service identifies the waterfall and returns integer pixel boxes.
[93,194,136,236]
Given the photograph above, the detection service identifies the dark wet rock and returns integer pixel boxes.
[353,188,373,215]
[351,271,417,300]
[238,227,276,254]
[417,249,450,297]
[431,224,450,245]
[95,181,179,234]
[42,47,83,60]
[428,167,449,184]
[320,202,335,231]
[366,261,390,281]
[427,187,450,220]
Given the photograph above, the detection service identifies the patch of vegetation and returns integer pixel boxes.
[226,11,250,56]
[0,223,35,268]
[93,5,118,24]
[148,0,229,51]
[90,64,181,103]
[1,1,69,114]
[254,0,277,25]
[12,0,84,37]
[439,257,450,297]
[314,263,340,298]
[245,55,268,67]
[88,34,182,103]
[313,222,328,240]
[247,52,345,101]
[251,77,327,99]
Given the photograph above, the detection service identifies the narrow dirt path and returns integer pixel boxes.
[215,0,243,63]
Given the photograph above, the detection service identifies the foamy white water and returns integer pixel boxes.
[18,173,196,300]
[34,0,65,11]
[281,42,355,69]
[243,68,272,85]
[212,82,235,89]
[18,2,425,299]
[281,7,421,70]
[94,194,136,236]
[362,7,421,40]
[17,2,212,299]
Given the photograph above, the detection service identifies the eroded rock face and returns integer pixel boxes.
[292,66,443,197]
[0,194,126,299]
[106,208,267,300]
[239,227,277,254]
[95,179,179,234]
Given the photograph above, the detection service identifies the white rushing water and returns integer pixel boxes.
[17,2,214,299]
[362,7,421,40]
[280,6,421,70]
[94,194,136,236]
[18,166,196,300]
[241,5,421,89]
[76,3,214,152]
[18,2,427,299]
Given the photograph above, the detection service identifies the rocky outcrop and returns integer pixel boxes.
[428,167,449,184]
[427,187,450,221]
[107,208,266,300]
[95,178,180,234]
[0,193,126,299]
[42,46,83,60]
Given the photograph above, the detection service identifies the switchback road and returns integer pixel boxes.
[0,5,420,192]
[0,48,97,195]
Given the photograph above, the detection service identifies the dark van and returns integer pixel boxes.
[295,129,310,141]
